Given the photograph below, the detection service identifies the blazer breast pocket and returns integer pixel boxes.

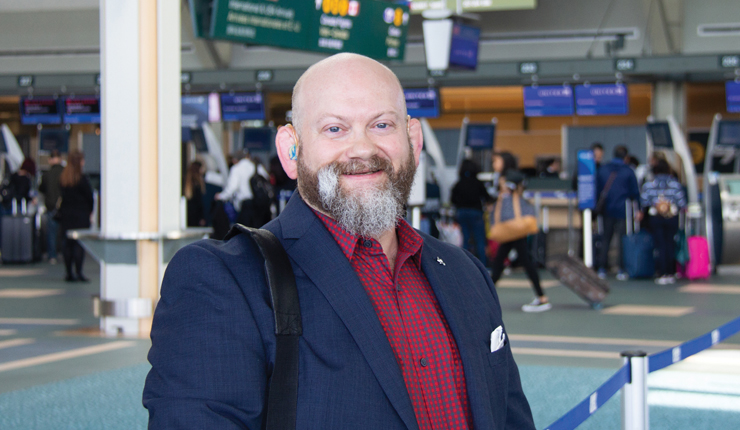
[487,339,509,367]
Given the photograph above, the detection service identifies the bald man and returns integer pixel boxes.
[144,53,534,430]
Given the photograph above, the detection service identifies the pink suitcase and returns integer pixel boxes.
[686,236,711,280]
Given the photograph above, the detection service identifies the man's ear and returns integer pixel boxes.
[276,124,299,179]
[408,118,424,166]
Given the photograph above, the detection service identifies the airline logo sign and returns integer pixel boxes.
[206,0,409,60]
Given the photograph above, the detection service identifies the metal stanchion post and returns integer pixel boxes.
[621,351,649,430]
[583,208,593,268]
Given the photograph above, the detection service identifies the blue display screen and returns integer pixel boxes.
[20,96,63,125]
[718,121,740,148]
[647,123,673,148]
[727,81,740,113]
[523,85,574,117]
[64,96,101,124]
[242,127,274,152]
[575,84,628,116]
[182,95,210,128]
[220,92,265,121]
[38,129,69,153]
[465,124,495,149]
[404,88,439,118]
[449,23,480,70]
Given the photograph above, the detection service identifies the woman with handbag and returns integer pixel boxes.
[489,169,550,312]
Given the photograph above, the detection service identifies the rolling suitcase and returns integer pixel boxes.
[622,201,654,278]
[547,254,610,309]
[1,199,36,264]
[685,215,710,280]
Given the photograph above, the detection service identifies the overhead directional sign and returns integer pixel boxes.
[409,0,536,13]
[193,0,409,61]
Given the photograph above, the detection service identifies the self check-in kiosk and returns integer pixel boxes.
[703,115,740,267]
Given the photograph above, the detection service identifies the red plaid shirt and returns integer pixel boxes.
[316,211,471,430]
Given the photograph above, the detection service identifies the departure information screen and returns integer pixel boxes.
[449,23,480,70]
[575,84,628,116]
[404,88,439,118]
[220,92,265,121]
[20,96,63,125]
[64,96,101,124]
[523,85,574,117]
[182,95,210,128]
[727,81,740,113]
[465,124,495,149]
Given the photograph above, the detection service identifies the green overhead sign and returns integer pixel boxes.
[190,0,409,61]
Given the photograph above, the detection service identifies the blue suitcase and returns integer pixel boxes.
[622,201,654,278]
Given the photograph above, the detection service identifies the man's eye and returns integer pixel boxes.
[376,123,388,129]
[328,126,341,133]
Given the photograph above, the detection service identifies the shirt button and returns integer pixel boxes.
[363,239,373,248]
[420,358,428,367]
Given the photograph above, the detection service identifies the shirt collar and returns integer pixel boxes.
[313,209,424,269]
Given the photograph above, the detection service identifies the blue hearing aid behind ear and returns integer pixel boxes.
[289,144,297,160]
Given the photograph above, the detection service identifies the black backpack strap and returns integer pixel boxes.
[225,224,302,430]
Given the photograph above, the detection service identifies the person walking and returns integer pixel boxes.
[451,159,492,266]
[596,145,640,280]
[640,159,687,284]
[58,151,94,282]
[490,170,550,312]
[39,150,64,263]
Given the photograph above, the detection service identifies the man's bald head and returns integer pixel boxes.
[291,53,406,137]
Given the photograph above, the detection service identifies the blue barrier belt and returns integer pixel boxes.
[544,364,630,430]
[542,314,740,430]
[648,315,740,373]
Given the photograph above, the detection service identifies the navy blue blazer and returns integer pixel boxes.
[144,194,534,429]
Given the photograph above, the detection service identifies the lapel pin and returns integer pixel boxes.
[436,257,445,266]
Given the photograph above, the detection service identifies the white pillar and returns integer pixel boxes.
[99,0,181,337]
[583,209,593,268]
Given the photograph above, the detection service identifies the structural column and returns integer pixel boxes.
[99,0,181,337]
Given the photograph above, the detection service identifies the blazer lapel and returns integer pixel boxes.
[421,241,497,430]
[276,196,418,430]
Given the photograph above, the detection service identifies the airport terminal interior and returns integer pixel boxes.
[1,0,740,429]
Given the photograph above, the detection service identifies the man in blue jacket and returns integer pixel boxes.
[143,53,534,430]
[596,145,640,280]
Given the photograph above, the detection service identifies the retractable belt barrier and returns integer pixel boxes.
[543,315,740,430]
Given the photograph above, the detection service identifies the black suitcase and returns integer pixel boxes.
[1,200,37,264]
[529,229,547,268]
[546,254,610,309]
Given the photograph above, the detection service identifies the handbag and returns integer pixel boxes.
[675,229,689,265]
[224,225,302,430]
[488,193,538,243]
[594,171,617,215]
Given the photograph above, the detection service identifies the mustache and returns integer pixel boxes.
[330,156,393,175]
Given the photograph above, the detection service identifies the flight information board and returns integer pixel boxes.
[465,124,495,149]
[220,92,265,121]
[64,96,101,124]
[409,0,536,13]
[404,88,439,118]
[727,81,740,113]
[575,84,628,116]
[182,95,210,128]
[523,85,574,117]
[449,22,480,70]
[20,96,63,125]
[204,0,409,61]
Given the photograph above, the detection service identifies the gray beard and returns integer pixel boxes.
[316,164,404,238]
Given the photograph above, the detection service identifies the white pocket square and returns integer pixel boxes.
[490,325,506,352]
